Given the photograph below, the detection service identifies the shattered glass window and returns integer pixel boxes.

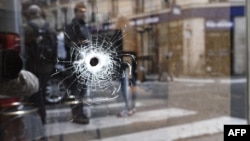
[0,0,248,141]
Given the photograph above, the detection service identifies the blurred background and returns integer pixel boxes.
[1,0,249,141]
[20,0,246,80]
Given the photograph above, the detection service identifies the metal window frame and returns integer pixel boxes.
[246,0,250,124]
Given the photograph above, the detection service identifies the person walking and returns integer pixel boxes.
[117,61,137,117]
[64,3,91,124]
[166,44,182,82]
[23,4,57,125]
[114,16,138,117]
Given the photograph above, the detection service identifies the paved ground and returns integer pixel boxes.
[175,133,223,141]
[44,77,247,141]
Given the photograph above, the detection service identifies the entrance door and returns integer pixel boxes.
[205,30,231,76]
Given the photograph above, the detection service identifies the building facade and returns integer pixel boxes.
[22,0,246,80]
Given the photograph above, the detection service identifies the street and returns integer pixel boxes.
[45,76,247,141]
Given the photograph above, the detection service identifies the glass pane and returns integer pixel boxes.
[0,0,248,141]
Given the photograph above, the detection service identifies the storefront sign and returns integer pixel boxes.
[172,6,181,15]
[206,20,233,29]
[130,16,159,26]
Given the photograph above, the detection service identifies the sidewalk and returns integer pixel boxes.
[45,76,247,141]
[88,116,246,141]
[174,133,223,141]
[145,74,246,84]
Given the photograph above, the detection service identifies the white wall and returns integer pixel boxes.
[144,0,162,13]
[176,0,209,6]
[118,0,133,17]
[234,17,246,75]
[183,18,205,75]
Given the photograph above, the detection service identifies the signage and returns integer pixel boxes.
[172,6,181,15]
[224,125,250,141]
[130,16,159,26]
[206,20,233,29]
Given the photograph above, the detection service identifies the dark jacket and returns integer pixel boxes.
[64,18,91,61]
[24,17,56,75]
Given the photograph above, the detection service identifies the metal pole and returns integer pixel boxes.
[246,0,250,124]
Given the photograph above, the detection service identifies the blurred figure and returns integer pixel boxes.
[23,4,57,125]
[0,49,45,141]
[117,59,137,117]
[166,51,175,82]
[64,3,91,124]
[0,49,39,97]
[128,57,137,113]
[166,44,182,82]
[117,66,132,117]
[115,16,138,117]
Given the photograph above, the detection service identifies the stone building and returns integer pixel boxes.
[22,0,246,80]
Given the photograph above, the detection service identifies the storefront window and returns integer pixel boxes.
[0,0,248,140]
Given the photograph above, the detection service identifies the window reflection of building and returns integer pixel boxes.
[234,17,246,75]
[134,0,144,14]
[21,0,246,77]
[183,24,192,74]
[88,0,96,23]
[61,7,67,26]
[52,10,58,31]
[209,0,228,2]
[205,31,231,76]
[110,0,118,18]
[162,0,171,8]
[167,20,183,77]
